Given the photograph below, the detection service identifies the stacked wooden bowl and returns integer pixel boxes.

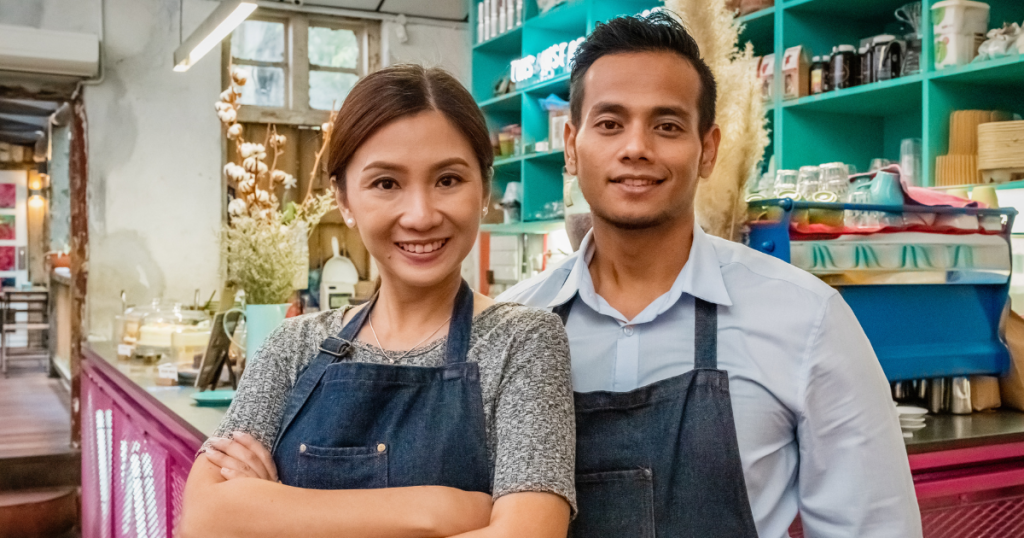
[935,110,1011,186]
[978,120,1024,183]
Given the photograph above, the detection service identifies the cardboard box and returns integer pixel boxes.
[782,45,810,100]
[757,54,775,102]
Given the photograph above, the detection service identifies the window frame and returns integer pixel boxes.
[223,11,380,126]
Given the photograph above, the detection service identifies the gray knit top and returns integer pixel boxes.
[202,302,576,511]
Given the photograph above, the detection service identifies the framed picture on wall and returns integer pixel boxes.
[0,184,16,209]
[0,215,15,241]
[0,247,15,272]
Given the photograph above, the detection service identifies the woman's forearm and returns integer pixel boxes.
[179,456,491,538]
[448,492,570,538]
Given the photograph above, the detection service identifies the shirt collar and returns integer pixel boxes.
[546,225,733,317]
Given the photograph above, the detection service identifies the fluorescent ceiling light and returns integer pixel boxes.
[173,0,256,72]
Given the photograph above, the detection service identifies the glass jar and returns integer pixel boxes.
[773,170,799,199]
[830,44,860,90]
[796,166,822,201]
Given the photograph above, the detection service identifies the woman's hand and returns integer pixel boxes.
[205,432,278,482]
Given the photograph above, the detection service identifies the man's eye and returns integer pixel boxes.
[657,123,681,132]
[597,120,618,130]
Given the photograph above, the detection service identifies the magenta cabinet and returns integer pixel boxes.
[80,354,203,538]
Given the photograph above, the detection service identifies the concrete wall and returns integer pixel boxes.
[0,0,470,338]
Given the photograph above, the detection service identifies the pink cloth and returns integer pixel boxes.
[904,186,987,208]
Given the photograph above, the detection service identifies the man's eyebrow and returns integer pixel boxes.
[652,106,691,121]
[590,102,628,116]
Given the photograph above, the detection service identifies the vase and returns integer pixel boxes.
[244,303,289,363]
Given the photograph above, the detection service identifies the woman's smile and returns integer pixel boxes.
[395,238,450,256]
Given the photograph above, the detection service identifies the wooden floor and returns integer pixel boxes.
[0,362,72,459]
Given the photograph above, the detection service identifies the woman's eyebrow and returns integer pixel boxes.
[363,161,406,172]
[431,157,471,171]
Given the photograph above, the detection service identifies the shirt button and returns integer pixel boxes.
[299,443,307,453]
[377,443,387,453]
[623,325,634,336]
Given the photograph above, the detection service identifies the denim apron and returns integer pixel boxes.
[271,280,491,494]
[554,295,759,538]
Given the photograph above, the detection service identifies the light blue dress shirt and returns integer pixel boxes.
[499,226,922,538]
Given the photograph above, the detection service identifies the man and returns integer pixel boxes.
[500,12,922,538]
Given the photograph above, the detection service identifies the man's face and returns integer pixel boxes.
[565,51,720,231]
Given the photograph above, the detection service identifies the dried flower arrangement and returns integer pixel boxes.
[665,0,770,241]
[218,68,338,305]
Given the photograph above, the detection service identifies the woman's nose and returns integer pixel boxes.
[397,188,443,231]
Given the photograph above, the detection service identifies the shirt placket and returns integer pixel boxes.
[613,324,640,391]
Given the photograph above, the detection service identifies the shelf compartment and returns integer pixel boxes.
[782,74,922,115]
[737,6,775,56]
[527,0,588,33]
[928,54,1024,87]
[473,25,523,54]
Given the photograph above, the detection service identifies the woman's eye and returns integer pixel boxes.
[437,175,462,188]
[373,178,398,190]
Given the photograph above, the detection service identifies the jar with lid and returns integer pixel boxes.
[810,56,827,94]
[831,45,861,90]
[873,35,904,81]
[114,298,171,361]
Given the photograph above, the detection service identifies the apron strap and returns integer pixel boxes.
[694,297,718,370]
[272,297,375,454]
[443,280,475,365]
[552,294,576,327]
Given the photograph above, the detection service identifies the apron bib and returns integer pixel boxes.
[555,295,759,538]
[272,281,491,494]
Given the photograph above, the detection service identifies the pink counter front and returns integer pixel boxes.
[80,344,1024,538]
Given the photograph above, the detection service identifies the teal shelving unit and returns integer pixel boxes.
[470,0,662,234]
[471,0,1024,229]
[761,0,1024,187]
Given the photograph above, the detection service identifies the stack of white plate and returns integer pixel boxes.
[896,405,928,437]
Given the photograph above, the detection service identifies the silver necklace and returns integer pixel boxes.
[368,312,452,364]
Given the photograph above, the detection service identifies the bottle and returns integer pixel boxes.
[498,0,506,34]
[810,56,825,94]
[482,0,491,41]
[506,0,515,32]
[516,0,523,26]
[491,0,499,37]
[477,2,485,43]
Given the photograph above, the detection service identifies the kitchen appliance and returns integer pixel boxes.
[319,236,359,310]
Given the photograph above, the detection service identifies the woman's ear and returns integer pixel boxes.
[334,176,356,228]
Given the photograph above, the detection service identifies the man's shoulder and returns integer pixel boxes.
[497,253,578,307]
[707,233,837,303]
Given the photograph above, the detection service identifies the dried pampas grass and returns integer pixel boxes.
[666,0,769,241]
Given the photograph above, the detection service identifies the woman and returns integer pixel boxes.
[179,65,575,538]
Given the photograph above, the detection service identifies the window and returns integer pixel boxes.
[227,13,379,125]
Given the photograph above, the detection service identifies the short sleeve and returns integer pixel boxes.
[491,308,577,514]
[197,317,313,456]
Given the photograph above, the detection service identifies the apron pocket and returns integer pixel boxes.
[296,444,388,490]
[570,468,655,538]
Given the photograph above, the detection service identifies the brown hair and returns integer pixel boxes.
[328,64,493,199]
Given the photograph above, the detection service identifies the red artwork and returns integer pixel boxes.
[0,247,14,271]
[0,184,15,209]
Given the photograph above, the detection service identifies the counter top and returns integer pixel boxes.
[84,342,227,441]
[83,342,1024,456]
[904,409,1024,454]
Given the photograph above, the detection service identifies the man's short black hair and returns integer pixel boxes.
[569,11,717,137]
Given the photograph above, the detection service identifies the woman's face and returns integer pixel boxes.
[340,110,486,291]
